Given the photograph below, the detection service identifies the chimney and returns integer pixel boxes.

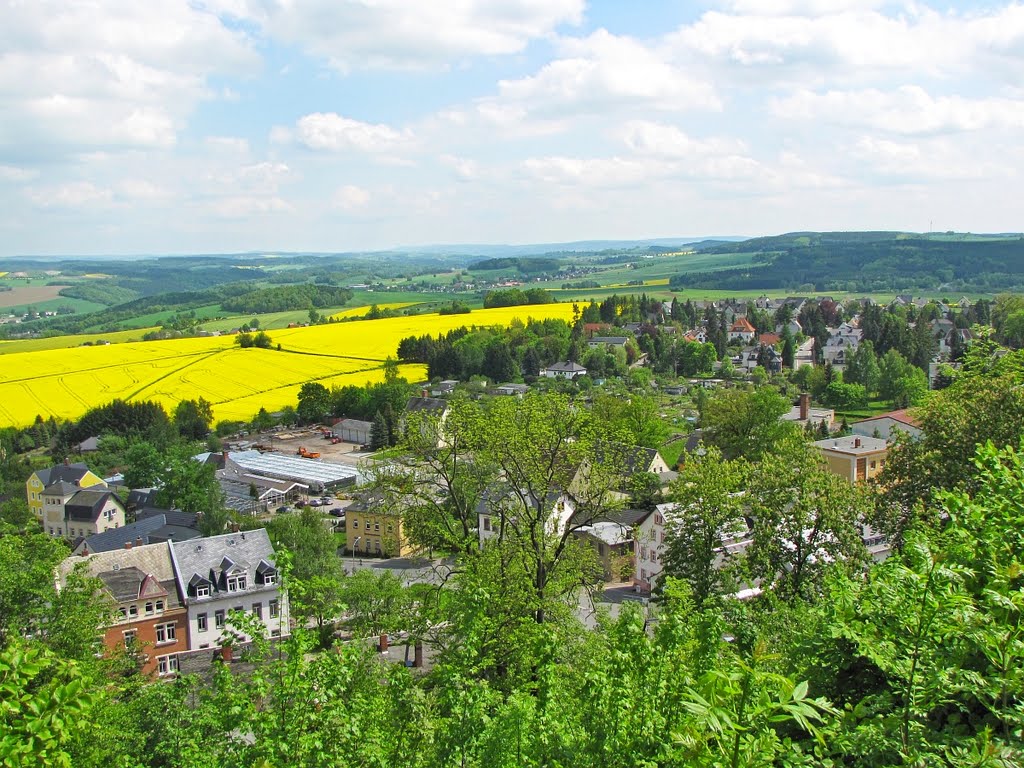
[64,458,70,467]
[379,633,389,653]
[135,536,143,547]
[854,437,862,448]
[222,450,229,464]
[421,388,429,398]
[799,393,810,421]
[124,541,132,549]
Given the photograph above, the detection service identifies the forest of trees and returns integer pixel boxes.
[672,232,1024,292]
[220,284,354,314]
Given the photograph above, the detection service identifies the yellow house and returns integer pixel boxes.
[345,493,412,558]
[812,435,888,484]
[27,462,105,524]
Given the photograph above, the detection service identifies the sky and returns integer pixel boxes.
[0,0,1022,256]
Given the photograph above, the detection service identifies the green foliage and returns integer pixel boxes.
[296,381,331,424]
[701,387,796,460]
[0,641,96,768]
[221,283,354,314]
[482,287,555,308]
[661,447,749,606]
[154,445,225,518]
[173,397,214,440]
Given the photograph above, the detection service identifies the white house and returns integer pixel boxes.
[541,361,588,380]
[477,489,576,550]
[169,529,288,651]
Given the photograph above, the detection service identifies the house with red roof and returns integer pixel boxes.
[727,317,756,343]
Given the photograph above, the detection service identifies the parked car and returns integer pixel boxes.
[328,508,344,517]
[307,499,321,507]
[276,506,290,514]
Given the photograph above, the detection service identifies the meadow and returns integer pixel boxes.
[0,304,575,427]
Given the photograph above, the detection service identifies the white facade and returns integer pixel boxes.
[170,531,289,650]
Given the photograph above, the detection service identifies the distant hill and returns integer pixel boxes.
[398,237,746,258]
[669,231,1024,293]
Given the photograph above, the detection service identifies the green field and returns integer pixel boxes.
[2,297,108,316]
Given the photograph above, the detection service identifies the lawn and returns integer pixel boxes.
[833,398,895,422]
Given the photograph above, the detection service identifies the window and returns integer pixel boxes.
[155,600,164,611]
[252,603,262,620]
[269,600,279,619]
[227,573,247,592]
[215,610,225,629]
[118,607,127,619]
[128,605,138,618]
[123,630,137,648]
[195,584,211,599]
[262,573,276,585]
[365,521,370,530]
[155,622,176,645]
[157,654,179,677]
[374,522,380,531]
[351,518,359,529]
[145,602,154,615]
[197,613,208,632]
[386,523,394,533]
[482,517,491,532]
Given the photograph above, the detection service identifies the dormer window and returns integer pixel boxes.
[256,560,277,586]
[227,573,247,592]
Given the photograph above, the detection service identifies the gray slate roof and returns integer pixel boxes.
[406,396,448,413]
[65,490,123,522]
[171,529,278,601]
[35,462,92,487]
[75,514,201,555]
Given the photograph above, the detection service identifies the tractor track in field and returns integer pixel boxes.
[125,349,226,402]
[0,351,213,385]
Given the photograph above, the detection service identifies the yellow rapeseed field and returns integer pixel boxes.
[328,302,417,320]
[0,304,574,427]
[0,327,161,354]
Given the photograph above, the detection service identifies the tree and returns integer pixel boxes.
[747,440,869,601]
[844,340,880,395]
[155,446,225,517]
[268,509,345,646]
[878,345,1024,539]
[251,406,274,432]
[0,532,111,660]
[370,410,389,451]
[297,382,331,424]
[340,569,409,638]
[878,349,928,409]
[821,380,868,410]
[660,447,749,607]
[173,398,214,441]
[122,441,163,488]
[701,387,796,461]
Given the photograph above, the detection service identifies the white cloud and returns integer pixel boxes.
[205,136,251,154]
[211,196,293,218]
[0,1,257,155]
[26,182,114,209]
[209,0,583,71]
[0,165,38,182]
[493,29,720,119]
[723,0,886,15]
[334,185,371,211]
[294,113,413,153]
[440,155,481,182]
[670,4,1024,83]
[116,179,173,201]
[774,86,1024,134]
